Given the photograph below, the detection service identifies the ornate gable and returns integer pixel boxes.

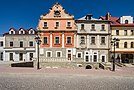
[40,2,74,19]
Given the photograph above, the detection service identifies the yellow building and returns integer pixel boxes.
[100,13,134,63]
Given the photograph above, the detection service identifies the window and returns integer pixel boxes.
[46,51,52,57]
[67,22,71,27]
[44,22,47,27]
[131,30,134,35]
[124,42,127,48]
[10,31,14,34]
[102,56,105,62]
[101,25,105,30]
[116,30,119,35]
[19,53,23,61]
[80,36,85,44]
[29,53,33,60]
[55,36,60,44]
[67,37,72,44]
[131,42,134,48]
[125,20,128,24]
[81,24,84,30]
[124,30,127,35]
[29,30,34,34]
[0,41,3,47]
[91,37,95,44]
[56,51,62,57]
[20,41,23,47]
[0,52,3,61]
[9,53,13,61]
[77,52,82,58]
[20,31,24,34]
[91,24,95,30]
[54,11,60,16]
[116,42,119,48]
[29,41,33,47]
[101,37,105,45]
[44,37,48,44]
[56,22,59,28]
[10,42,13,47]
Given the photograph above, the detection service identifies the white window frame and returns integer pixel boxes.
[56,51,62,57]
[101,55,106,62]
[29,41,34,47]
[55,36,60,44]
[66,36,72,44]
[46,51,52,57]
[44,22,48,27]
[80,36,85,44]
[44,36,48,44]
[66,21,71,27]
[19,29,25,34]
[9,30,15,34]
[76,52,83,58]
[55,21,60,28]
[29,29,35,34]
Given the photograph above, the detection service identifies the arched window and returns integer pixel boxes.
[131,42,134,48]
[124,42,127,48]
[125,20,128,24]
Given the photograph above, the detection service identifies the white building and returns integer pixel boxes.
[75,14,111,63]
[3,28,36,62]
[0,36,4,61]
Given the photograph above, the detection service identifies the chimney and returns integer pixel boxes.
[106,12,111,20]
[85,14,93,20]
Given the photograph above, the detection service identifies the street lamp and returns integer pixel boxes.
[35,35,41,70]
[111,38,120,71]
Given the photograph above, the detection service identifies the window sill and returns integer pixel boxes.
[43,27,48,29]
[91,43,96,45]
[91,29,96,31]
[66,27,72,29]
[54,43,60,45]
[66,43,72,45]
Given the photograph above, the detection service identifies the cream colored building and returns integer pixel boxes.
[100,13,134,63]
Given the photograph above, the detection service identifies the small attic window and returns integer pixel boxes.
[11,31,14,34]
[125,20,128,24]
[19,30,25,34]
[29,30,34,34]
[9,29,15,34]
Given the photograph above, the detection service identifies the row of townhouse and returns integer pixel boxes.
[0,2,134,64]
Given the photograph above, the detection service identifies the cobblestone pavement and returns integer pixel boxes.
[0,65,134,90]
[0,74,134,90]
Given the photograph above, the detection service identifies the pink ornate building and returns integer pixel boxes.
[37,2,77,61]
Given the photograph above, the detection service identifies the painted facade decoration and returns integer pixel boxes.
[75,14,111,63]
[4,28,36,62]
[100,13,134,63]
[37,2,77,61]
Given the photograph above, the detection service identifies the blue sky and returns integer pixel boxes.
[0,0,134,34]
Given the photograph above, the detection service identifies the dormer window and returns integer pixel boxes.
[29,30,35,34]
[19,29,25,34]
[9,29,15,34]
[10,31,14,34]
[125,20,128,24]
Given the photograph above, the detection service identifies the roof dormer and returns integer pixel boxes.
[19,28,25,34]
[120,16,133,24]
[29,28,35,34]
[9,28,16,34]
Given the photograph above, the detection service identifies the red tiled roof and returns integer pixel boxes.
[100,16,134,26]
